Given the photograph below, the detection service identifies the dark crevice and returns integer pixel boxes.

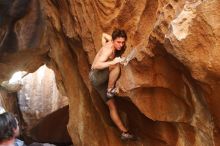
[25,106,72,146]
[0,0,30,53]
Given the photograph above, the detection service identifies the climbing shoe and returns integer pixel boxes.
[106,88,117,98]
[121,131,137,141]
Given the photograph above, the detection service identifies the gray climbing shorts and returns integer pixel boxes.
[89,68,112,102]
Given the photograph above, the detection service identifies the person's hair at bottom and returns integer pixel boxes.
[0,112,17,142]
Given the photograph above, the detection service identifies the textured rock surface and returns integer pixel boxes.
[30,105,72,144]
[18,65,68,132]
[0,0,219,145]
[0,89,20,116]
[0,65,69,143]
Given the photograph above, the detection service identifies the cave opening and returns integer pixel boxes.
[0,65,72,146]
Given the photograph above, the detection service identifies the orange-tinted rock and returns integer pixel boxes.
[30,106,71,144]
[0,0,219,145]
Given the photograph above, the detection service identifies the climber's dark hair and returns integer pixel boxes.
[112,29,127,41]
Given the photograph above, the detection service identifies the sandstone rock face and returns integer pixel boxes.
[0,0,219,146]
[0,89,20,116]
[18,65,68,132]
[0,65,69,143]
[30,105,72,144]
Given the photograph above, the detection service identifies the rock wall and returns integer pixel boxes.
[0,0,219,145]
[17,65,68,133]
[0,89,20,116]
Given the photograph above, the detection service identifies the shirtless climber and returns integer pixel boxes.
[89,29,136,140]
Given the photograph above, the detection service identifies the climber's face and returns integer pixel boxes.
[112,37,126,50]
